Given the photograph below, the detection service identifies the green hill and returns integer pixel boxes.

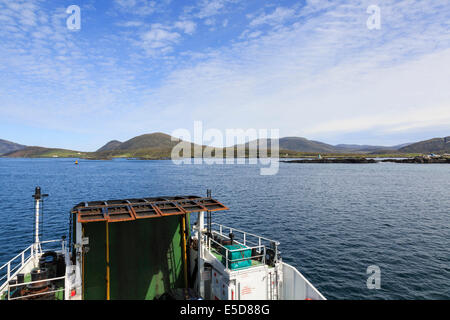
[115,132,181,150]
[3,133,448,159]
[279,137,337,153]
[3,146,89,158]
[96,140,123,152]
[399,136,450,154]
[0,139,26,155]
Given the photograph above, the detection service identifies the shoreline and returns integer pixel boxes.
[283,157,450,164]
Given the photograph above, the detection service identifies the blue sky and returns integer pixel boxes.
[0,0,449,151]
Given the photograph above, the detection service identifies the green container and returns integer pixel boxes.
[222,244,252,270]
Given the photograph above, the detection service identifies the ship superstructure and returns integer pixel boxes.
[0,187,325,300]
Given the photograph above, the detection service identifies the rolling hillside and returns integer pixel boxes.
[0,139,26,155]
[96,140,123,152]
[2,133,448,159]
[399,136,450,154]
[3,146,88,158]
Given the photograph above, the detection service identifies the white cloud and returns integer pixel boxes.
[174,20,197,35]
[196,0,228,19]
[116,21,144,27]
[1,0,450,149]
[113,0,157,15]
[249,7,296,27]
[123,0,450,142]
[142,26,180,48]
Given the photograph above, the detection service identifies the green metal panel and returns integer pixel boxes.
[83,222,107,300]
[81,214,190,300]
[108,215,186,300]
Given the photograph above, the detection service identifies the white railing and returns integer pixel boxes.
[0,245,34,288]
[6,275,66,300]
[211,223,280,248]
[207,223,280,270]
[207,236,266,270]
[0,239,66,298]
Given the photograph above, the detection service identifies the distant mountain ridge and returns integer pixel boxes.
[96,140,123,152]
[246,137,412,154]
[0,139,26,155]
[279,137,337,153]
[2,134,449,158]
[114,133,181,150]
[399,136,450,153]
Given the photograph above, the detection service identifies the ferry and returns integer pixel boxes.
[0,187,325,300]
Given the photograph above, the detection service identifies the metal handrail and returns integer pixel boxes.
[7,275,66,300]
[207,236,266,270]
[210,223,280,266]
[8,288,65,301]
[211,222,280,246]
[0,239,66,291]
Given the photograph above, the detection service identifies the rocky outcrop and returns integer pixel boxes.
[381,156,450,164]
[283,156,450,164]
[283,158,377,164]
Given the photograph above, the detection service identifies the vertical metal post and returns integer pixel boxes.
[263,247,266,264]
[34,198,40,255]
[181,214,188,289]
[243,233,246,246]
[7,262,10,282]
[106,221,110,300]
[32,187,48,264]
[198,211,205,298]
[226,250,229,270]
[81,225,84,300]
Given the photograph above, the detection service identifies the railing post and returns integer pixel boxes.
[7,262,10,282]
[243,233,246,245]
[226,250,228,270]
[220,225,222,235]
[21,251,24,267]
[263,247,266,264]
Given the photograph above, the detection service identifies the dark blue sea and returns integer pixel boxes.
[0,158,449,299]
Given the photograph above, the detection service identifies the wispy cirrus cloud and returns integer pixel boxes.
[174,20,197,35]
[1,0,450,150]
[248,7,296,27]
[112,0,158,16]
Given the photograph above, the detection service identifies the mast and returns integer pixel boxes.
[32,187,48,258]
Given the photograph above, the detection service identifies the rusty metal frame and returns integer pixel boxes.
[105,205,136,223]
[73,196,228,224]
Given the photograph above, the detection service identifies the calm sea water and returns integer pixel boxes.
[0,158,449,299]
